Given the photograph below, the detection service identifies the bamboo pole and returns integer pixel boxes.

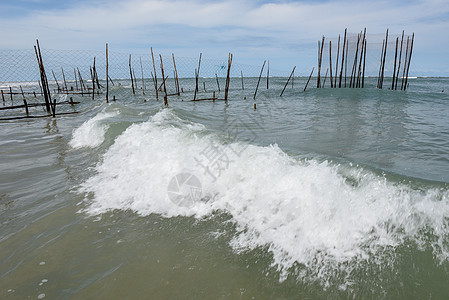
[329,40,333,88]
[253,60,266,100]
[339,29,347,88]
[280,66,296,96]
[151,47,158,100]
[106,43,109,103]
[172,53,180,96]
[404,32,414,91]
[159,54,167,97]
[304,67,314,92]
[129,54,135,94]
[392,37,398,90]
[140,56,145,95]
[395,31,404,90]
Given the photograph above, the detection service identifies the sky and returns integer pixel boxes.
[1,0,449,76]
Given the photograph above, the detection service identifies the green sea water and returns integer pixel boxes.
[1,77,449,299]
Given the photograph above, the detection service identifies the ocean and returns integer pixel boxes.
[1,76,449,299]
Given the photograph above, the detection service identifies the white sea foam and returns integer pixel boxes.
[80,109,449,285]
[69,109,118,149]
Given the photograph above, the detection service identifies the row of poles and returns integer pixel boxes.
[315,28,415,91]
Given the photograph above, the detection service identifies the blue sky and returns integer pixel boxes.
[1,0,449,75]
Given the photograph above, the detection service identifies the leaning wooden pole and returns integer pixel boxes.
[304,67,314,92]
[106,43,109,103]
[90,66,95,100]
[216,73,221,92]
[51,70,61,93]
[140,56,145,95]
[280,66,296,96]
[362,39,367,88]
[401,36,410,91]
[129,54,135,94]
[34,40,51,113]
[317,36,325,88]
[377,40,385,89]
[159,54,167,97]
[392,37,398,90]
[380,29,389,89]
[61,67,68,93]
[151,47,158,100]
[335,34,340,88]
[404,32,414,91]
[395,31,404,90]
[339,29,347,88]
[224,53,233,102]
[172,53,180,96]
[195,53,202,92]
[253,60,266,100]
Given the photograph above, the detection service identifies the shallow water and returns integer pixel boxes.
[1,77,449,298]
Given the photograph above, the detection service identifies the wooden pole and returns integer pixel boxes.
[329,40,333,88]
[356,28,366,88]
[34,40,51,113]
[362,39,367,88]
[350,33,361,88]
[280,66,296,96]
[344,33,348,87]
[335,34,340,88]
[304,67,314,92]
[52,70,61,92]
[339,29,347,88]
[90,66,95,100]
[267,60,269,89]
[395,31,404,90]
[322,68,328,88]
[159,54,167,97]
[216,73,221,92]
[20,86,26,100]
[380,29,389,89]
[253,60,266,100]
[224,53,232,102]
[140,56,145,95]
[172,53,180,96]
[9,87,13,103]
[317,36,325,88]
[133,68,138,91]
[129,54,135,95]
[106,43,109,103]
[151,47,158,100]
[61,67,68,93]
[392,37,398,90]
[377,40,385,89]
[404,32,414,91]
[1,90,4,105]
[23,99,29,116]
[196,53,202,92]
[74,68,79,91]
[401,36,410,91]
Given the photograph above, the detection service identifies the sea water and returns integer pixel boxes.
[1,77,449,298]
